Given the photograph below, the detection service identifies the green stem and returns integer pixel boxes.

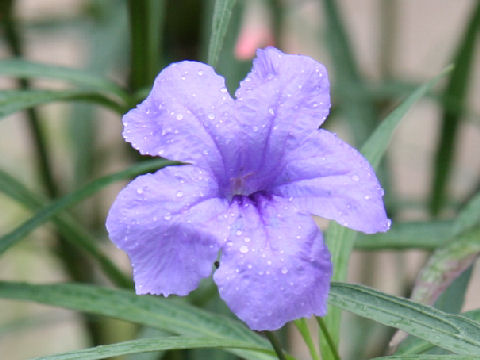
[263,331,287,360]
[127,0,164,92]
[316,317,341,360]
[294,318,320,360]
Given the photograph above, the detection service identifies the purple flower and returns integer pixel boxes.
[106,47,390,330]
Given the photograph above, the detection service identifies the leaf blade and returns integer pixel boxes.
[0,59,128,101]
[329,282,480,355]
[0,89,124,119]
[33,337,270,360]
[207,0,237,67]
[0,282,272,360]
[0,159,181,255]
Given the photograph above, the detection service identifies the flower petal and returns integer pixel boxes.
[272,129,391,234]
[106,165,229,296]
[213,194,331,330]
[230,47,331,190]
[122,61,239,180]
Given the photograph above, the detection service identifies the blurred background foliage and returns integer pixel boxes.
[0,0,479,359]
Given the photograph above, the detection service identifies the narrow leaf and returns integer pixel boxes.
[361,65,453,169]
[372,355,476,360]
[410,227,480,307]
[0,89,124,119]
[0,159,181,254]
[329,282,480,355]
[0,282,272,360]
[33,337,269,360]
[430,1,480,215]
[0,59,128,101]
[355,220,452,250]
[0,169,131,287]
[207,0,237,67]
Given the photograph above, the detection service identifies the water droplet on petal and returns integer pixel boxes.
[198,70,203,76]
[176,114,183,120]
[236,230,242,236]
[164,214,171,220]
[364,195,371,200]
[239,245,249,254]
[253,126,258,132]
[208,114,215,120]
[244,237,250,243]
[268,107,275,116]
[352,175,360,181]
[176,191,184,197]
[281,267,288,274]
[136,187,143,194]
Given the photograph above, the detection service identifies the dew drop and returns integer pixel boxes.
[239,245,249,254]
[235,230,242,236]
[247,264,252,269]
[208,114,215,120]
[253,126,259,132]
[136,187,144,194]
[164,214,172,220]
[268,107,275,116]
[364,195,371,200]
[386,219,392,228]
[227,241,233,247]
[198,70,203,76]
[176,191,184,197]
[281,267,288,274]
[352,175,360,182]
[176,114,183,120]
[244,237,251,243]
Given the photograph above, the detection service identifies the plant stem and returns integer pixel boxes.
[316,317,341,360]
[263,331,287,360]
[127,0,164,93]
[294,318,320,360]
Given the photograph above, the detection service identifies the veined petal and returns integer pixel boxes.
[123,61,239,181]
[213,194,331,330]
[272,129,391,234]
[106,165,229,296]
[231,47,331,189]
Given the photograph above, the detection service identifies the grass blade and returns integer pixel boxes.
[0,159,181,255]
[207,0,237,67]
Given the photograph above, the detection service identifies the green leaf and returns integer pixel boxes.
[0,282,273,360]
[329,282,480,355]
[409,227,480,307]
[451,191,480,236]
[0,159,181,255]
[127,0,165,91]
[355,220,452,250]
[33,336,270,360]
[0,89,125,119]
[0,169,131,287]
[0,59,128,101]
[430,1,480,215]
[360,65,453,169]
[394,308,480,355]
[372,355,477,360]
[207,0,237,67]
